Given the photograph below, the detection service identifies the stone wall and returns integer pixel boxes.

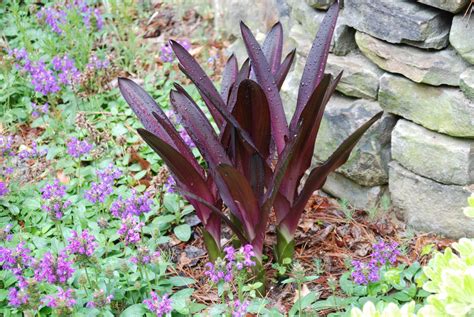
[212,0,474,238]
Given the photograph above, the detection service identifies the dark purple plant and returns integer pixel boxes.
[118,1,381,270]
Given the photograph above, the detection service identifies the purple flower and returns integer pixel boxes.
[232,300,250,317]
[31,102,49,118]
[85,182,113,204]
[42,287,76,309]
[34,251,74,284]
[66,137,93,159]
[30,60,61,95]
[117,215,144,245]
[372,240,400,266]
[143,292,172,317]
[0,181,8,197]
[0,242,33,277]
[160,39,190,63]
[52,55,81,85]
[17,142,47,160]
[86,289,113,308]
[0,135,14,156]
[67,230,97,257]
[41,180,71,221]
[37,7,67,34]
[97,164,122,184]
[110,190,153,218]
[163,176,176,194]
[86,53,109,71]
[0,224,13,241]
[204,260,233,284]
[131,246,160,265]
[8,287,29,307]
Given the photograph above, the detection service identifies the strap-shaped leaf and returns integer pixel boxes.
[137,129,215,223]
[275,49,296,90]
[170,85,230,168]
[292,2,339,131]
[262,22,283,75]
[287,111,383,232]
[221,54,238,103]
[241,21,289,155]
[170,40,225,127]
[217,164,260,240]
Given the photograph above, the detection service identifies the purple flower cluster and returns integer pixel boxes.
[130,245,160,265]
[0,134,14,156]
[31,102,49,118]
[41,180,71,221]
[160,39,191,63]
[204,244,256,284]
[29,60,61,95]
[34,251,75,284]
[37,1,103,34]
[17,142,47,160]
[67,137,93,159]
[52,55,81,85]
[143,292,172,317]
[86,53,109,71]
[85,165,121,204]
[163,176,176,194]
[0,181,8,197]
[0,242,33,278]
[117,215,144,245]
[351,240,400,285]
[8,287,29,307]
[67,230,97,257]
[86,289,113,308]
[110,190,153,218]
[0,224,13,241]
[42,287,76,309]
[232,300,250,317]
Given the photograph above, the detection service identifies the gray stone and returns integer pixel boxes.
[356,32,469,87]
[213,0,280,38]
[305,0,335,10]
[330,14,357,56]
[281,52,303,120]
[379,73,474,138]
[417,0,470,13]
[344,0,451,49]
[392,119,474,185]
[461,68,474,101]
[288,23,314,57]
[389,162,474,238]
[450,14,474,64]
[326,52,384,99]
[322,172,387,210]
[314,95,397,186]
[288,0,325,37]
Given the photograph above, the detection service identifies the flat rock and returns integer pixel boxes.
[392,119,474,185]
[450,14,474,64]
[356,31,469,86]
[288,0,325,38]
[417,0,470,13]
[460,68,474,101]
[322,171,387,210]
[344,0,451,49]
[305,0,335,10]
[326,52,384,99]
[379,73,474,138]
[314,95,397,186]
[389,162,474,238]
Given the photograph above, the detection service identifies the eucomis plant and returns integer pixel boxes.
[119,1,381,277]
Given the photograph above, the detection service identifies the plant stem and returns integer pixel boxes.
[84,266,94,290]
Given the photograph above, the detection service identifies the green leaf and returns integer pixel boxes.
[173,224,191,242]
[166,276,195,287]
[289,292,319,316]
[112,123,129,137]
[120,304,147,317]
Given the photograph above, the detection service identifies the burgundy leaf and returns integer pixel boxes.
[286,111,383,233]
[221,54,238,103]
[292,2,339,131]
[240,21,289,154]
[275,49,296,90]
[170,40,225,127]
[262,22,284,75]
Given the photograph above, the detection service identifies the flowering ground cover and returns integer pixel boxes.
[1,1,473,316]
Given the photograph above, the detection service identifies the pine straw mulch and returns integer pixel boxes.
[166,194,454,315]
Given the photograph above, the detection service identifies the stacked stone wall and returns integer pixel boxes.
[213,0,474,238]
